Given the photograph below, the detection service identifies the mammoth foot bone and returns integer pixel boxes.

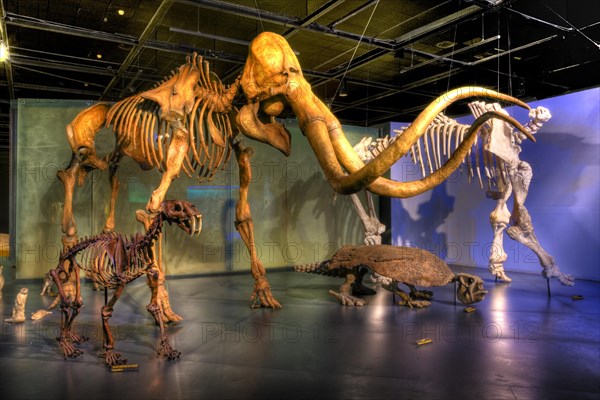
[157,284,183,323]
[250,276,282,308]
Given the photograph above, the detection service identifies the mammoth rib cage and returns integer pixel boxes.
[105,90,233,183]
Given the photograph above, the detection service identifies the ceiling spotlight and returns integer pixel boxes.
[96,52,103,59]
[435,40,456,49]
[339,80,348,97]
[117,9,125,16]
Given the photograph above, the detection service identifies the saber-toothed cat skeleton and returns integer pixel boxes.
[59,32,537,315]
[349,101,573,286]
[50,200,201,366]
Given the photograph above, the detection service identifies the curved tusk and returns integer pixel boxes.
[197,215,203,236]
[325,88,532,196]
[305,110,529,196]
[281,64,532,197]
[374,111,532,197]
[330,87,531,175]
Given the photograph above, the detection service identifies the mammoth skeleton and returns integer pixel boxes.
[59,32,534,312]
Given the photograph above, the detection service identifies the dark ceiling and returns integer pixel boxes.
[1,0,599,150]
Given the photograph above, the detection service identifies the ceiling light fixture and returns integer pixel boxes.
[96,52,103,59]
[338,80,348,97]
[435,40,456,49]
[117,9,125,16]
[0,41,9,62]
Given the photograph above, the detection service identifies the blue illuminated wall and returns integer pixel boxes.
[391,88,600,281]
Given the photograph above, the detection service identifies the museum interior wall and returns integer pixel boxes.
[391,87,600,281]
[0,151,8,231]
[11,98,378,278]
[7,88,600,281]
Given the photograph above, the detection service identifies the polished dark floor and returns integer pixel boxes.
[1,266,599,400]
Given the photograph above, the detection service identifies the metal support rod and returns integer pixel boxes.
[100,0,174,99]
[330,0,378,28]
[454,280,457,306]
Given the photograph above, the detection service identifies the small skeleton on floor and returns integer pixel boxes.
[32,272,78,321]
[47,200,202,366]
[5,287,28,323]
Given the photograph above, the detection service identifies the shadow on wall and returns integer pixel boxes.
[280,154,364,251]
[392,182,455,259]
[505,131,600,278]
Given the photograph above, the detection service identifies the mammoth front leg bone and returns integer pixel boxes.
[142,123,190,321]
[234,142,281,308]
[59,103,110,248]
[57,158,87,247]
[103,154,122,233]
[506,161,574,286]
[147,123,189,212]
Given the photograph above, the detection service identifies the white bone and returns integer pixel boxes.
[435,123,442,169]
[415,137,426,177]
[474,135,483,189]
[410,144,417,165]
[429,125,439,171]
[422,128,434,174]
[442,121,453,161]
